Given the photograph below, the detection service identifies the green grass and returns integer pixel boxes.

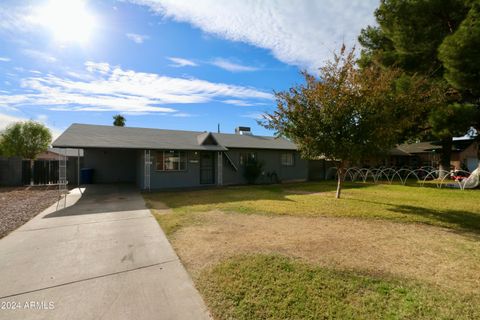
[199,255,480,320]
[144,181,480,234]
[151,210,205,237]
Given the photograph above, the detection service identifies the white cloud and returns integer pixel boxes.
[167,57,198,67]
[126,32,149,43]
[241,112,265,120]
[0,57,11,62]
[222,99,265,107]
[36,114,48,122]
[130,0,378,71]
[0,112,61,139]
[0,113,26,130]
[22,49,57,63]
[85,61,110,74]
[0,61,272,114]
[211,58,258,72]
[0,4,33,34]
[171,112,195,117]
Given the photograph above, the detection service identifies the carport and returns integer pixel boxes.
[81,148,140,184]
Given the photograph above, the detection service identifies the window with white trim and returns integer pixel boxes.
[156,151,187,171]
[281,152,294,166]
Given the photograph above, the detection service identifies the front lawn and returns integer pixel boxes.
[199,255,479,320]
[144,182,480,319]
[144,181,480,234]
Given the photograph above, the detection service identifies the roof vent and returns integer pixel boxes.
[235,126,252,135]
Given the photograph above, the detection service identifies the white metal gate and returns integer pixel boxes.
[56,149,68,210]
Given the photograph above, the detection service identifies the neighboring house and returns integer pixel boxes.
[52,124,308,189]
[360,138,479,171]
[37,148,84,161]
[450,139,479,171]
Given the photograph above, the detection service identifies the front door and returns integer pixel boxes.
[200,152,215,184]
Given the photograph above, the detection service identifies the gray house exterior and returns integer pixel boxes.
[52,124,308,190]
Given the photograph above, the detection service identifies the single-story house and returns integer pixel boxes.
[52,124,308,189]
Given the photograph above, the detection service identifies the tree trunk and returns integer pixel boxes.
[439,137,453,178]
[29,159,34,186]
[335,164,344,199]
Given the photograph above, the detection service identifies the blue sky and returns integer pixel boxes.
[0,0,378,138]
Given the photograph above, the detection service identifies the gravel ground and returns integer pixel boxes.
[0,186,59,238]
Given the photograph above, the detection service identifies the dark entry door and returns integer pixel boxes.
[200,152,215,184]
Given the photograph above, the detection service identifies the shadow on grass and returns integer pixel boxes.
[344,196,480,237]
[144,181,375,210]
[389,204,480,236]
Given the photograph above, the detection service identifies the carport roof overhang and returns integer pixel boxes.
[52,145,227,151]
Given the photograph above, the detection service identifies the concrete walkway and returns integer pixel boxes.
[0,185,210,320]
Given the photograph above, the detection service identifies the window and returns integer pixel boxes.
[156,151,187,171]
[281,152,294,166]
[239,152,256,165]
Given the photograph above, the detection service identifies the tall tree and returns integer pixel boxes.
[358,0,478,173]
[439,2,480,99]
[1,121,52,185]
[262,48,441,198]
[113,114,126,127]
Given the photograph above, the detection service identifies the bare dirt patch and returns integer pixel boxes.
[0,186,59,238]
[171,210,480,294]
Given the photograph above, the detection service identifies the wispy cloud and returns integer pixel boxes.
[171,112,195,117]
[222,99,266,107]
[211,58,258,72]
[130,0,377,71]
[22,49,57,63]
[0,61,272,114]
[85,61,110,74]
[0,57,11,62]
[0,4,33,34]
[241,112,265,120]
[126,32,149,43]
[167,56,198,67]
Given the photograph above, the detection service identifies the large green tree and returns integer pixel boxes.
[1,121,52,185]
[262,48,440,198]
[359,0,478,173]
[439,1,480,98]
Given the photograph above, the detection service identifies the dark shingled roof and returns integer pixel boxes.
[394,141,440,155]
[211,132,296,150]
[52,123,297,151]
[391,139,476,155]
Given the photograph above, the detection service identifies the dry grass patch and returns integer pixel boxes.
[169,211,480,294]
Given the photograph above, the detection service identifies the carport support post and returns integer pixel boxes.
[217,152,223,186]
[77,149,80,186]
[144,149,151,191]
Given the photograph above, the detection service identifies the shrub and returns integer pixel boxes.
[243,158,264,184]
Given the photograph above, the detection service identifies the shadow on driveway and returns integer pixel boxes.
[44,184,147,218]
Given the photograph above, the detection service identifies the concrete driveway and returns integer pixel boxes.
[0,185,210,320]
